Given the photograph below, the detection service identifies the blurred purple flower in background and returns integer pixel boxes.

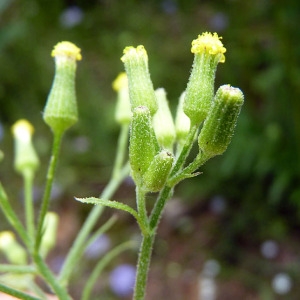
[161,0,178,15]
[209,12,229,32]
[260,240,279,259]
[209,195,227,215]
[109,264,136,297]
[272,272,292,295]
[85,234,111,259]
[60,6,84,28]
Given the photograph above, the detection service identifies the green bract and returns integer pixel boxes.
[152,88,176,151]
[143,150,174,192]
[43,41,81,135]
[129,106,159,183]
[175,91,191,146]
[121,46,158,116]
[198,84,244,157]
[183,32,226,125]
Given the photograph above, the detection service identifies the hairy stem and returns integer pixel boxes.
[35,131,63,252]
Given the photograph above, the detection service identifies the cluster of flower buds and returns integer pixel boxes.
[115,32,244,192]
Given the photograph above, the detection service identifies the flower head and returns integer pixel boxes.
[51,41,82,61]
[112,72,128,92]
[120,45,157,116]
[121,45,148,64]
[113,73,131,124]
[44,41,81,134]
[12,119,39,175]
[191,32,226,63]
[12,119,34,143]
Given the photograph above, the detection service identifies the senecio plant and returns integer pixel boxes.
[0,32,244,299]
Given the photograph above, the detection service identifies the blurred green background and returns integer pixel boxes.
[0,0,300,299]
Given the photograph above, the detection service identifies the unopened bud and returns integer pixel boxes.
[175,91,191,144]
[40,212,59,258]
[43,41,81,134]
[0,231,27,264]
[113,72,131,125]
[129,106,159,183]
[11,119,39,175]
[121,46,158,115]
[152,88,176,151]
[143,150,174,192]
[198,85,244,157]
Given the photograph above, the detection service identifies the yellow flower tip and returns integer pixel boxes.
[51,41,82,61]
[191,32,226,63]
[112,72,128,92]
[11,119,34,142]
[0,231,15,246]
[121,45,148,63]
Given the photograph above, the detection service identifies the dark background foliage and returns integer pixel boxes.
[0,0,300,299]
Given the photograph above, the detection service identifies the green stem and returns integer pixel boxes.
[0,183,30,248]
[35,131,63,252]
[33,252,71,300]
[86,214,118,248]
[136,185,148,229]
[133,124,199,299]
[23,169,35,249]
[0,264,36,274]
[168,151,210,186]
[133,234,155,300]
[58,123,129,287]
[149,186,172,230]
[112,124,129,179]
[171,124,198,177]
[81,241,135,300]
[0,283,40,300]
[58,164,130,287]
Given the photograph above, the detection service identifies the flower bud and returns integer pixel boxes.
[183,32,226,125]
[175,91,191,144]
[198,85,244,157]
[129,106,159,183]
[0,231,27,264]
[142,150,174,192]
[112,72,131,125]
[11,119,39,175]
[121,46,158,115]
[152,88,176,151]
[39,212,59,258]
[43,41,81,134]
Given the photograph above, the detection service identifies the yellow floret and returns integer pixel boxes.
[12,119,34,142]
[112,72,128,92]
[51,41,82,61]
[121,45,148,63]
[191,32,226,63]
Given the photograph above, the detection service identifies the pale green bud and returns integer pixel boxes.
[121,46,158,115]
[0,231,27,264]
[43,41,81,135]
[11,119,39,175]
[183,32,226,125]
[39,212,59,258]
[152,88,176,151]
[112,72,131,125]
[129,106,159,183]
[175,91,191,143]
[198,85,244,157]
[143,150,174,192]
